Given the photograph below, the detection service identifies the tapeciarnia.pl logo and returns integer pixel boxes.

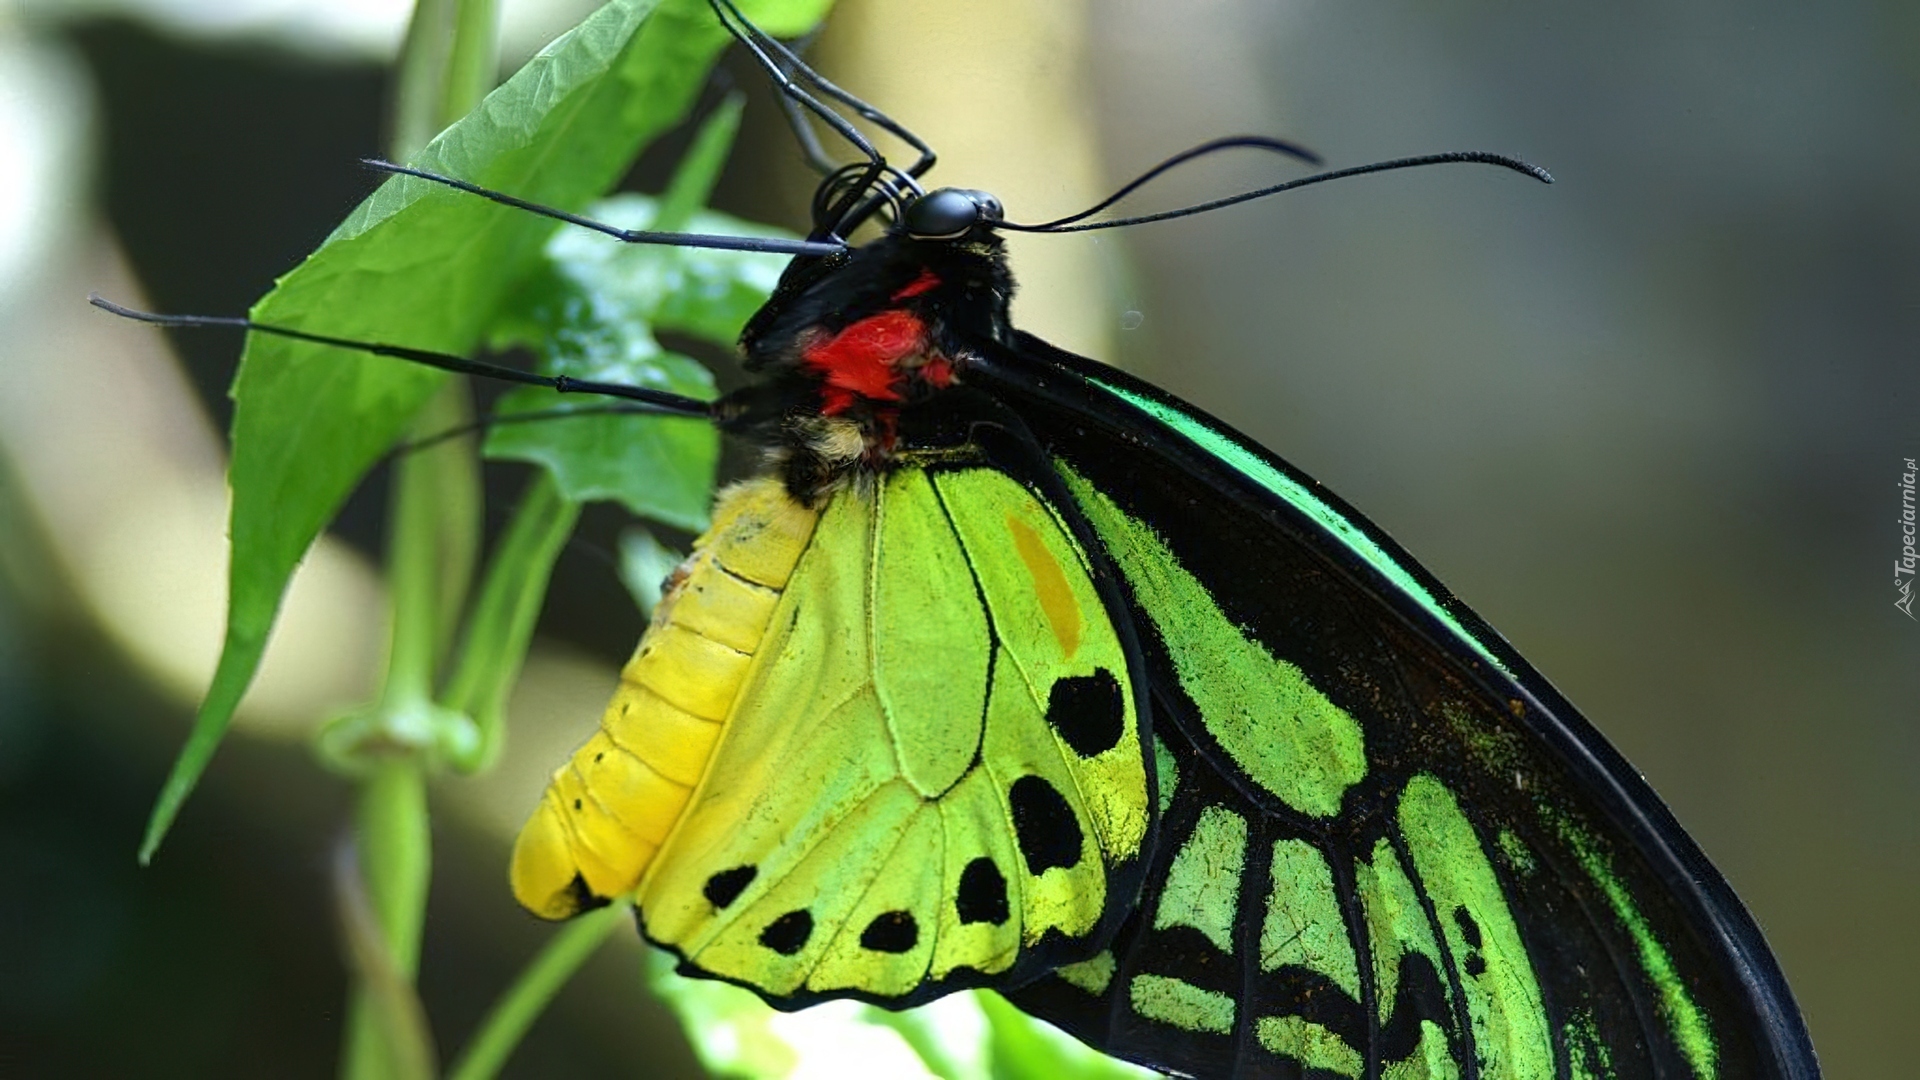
[1899,457,1917,619]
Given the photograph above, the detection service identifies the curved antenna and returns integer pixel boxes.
[361,160,846,256]
[812,160,919,231]
[1019,136,1324,231]
[359,0,943,254]
[89,296,716,418]
[714,0,934,179]
[705,0,935,238]
[707,0,884,174]
[707,0,904,239]
[999,151,1552,234]
[773,81,843,179]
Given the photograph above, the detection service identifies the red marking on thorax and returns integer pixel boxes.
[892,268,941,300]
[803,309,926,415]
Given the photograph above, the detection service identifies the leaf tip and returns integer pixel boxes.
[137,799,177,866]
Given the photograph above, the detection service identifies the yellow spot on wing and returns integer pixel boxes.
[1007,512,1081,658]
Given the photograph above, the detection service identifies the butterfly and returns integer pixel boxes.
[104,0,1822,1076]
[477,6,1823,1077]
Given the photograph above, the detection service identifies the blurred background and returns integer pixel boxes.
[0,0,1912,1075]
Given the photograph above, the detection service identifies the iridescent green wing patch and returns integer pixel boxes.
[1018,727,1554,1077]
[999,450,1773,1079]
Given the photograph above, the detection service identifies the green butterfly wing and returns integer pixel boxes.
[973,333,1818,1080]
[636,449,1155,1007]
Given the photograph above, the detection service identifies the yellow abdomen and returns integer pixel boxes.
[511,478,819,918]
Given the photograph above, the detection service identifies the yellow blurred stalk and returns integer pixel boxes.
[0,30,381,737]
[0,232,385,736]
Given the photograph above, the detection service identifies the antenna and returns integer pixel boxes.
[88,296,715,418]
[999,150,1552,234]
[360,160,845,257]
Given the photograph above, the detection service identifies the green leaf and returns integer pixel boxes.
[644,949,802,1079]
[655,91,745,232]
[439,472,581,773]
[486,388,718,530]
[141,0,833,864]
[643,965,1155,1080]
[485,194,791,527]
[338,763,438,1079]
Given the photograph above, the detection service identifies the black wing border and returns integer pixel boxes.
[969,330,1820,1080]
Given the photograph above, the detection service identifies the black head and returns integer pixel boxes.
[901,188,1005,241]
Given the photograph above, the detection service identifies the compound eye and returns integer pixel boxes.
[904,188,991,240]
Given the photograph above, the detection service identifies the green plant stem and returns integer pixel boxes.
[391,0,453,163]
[445,902,629,1080]
[345,760,439,1076]
[443,471,582,772]
[341,0,499,1071]
[341,385,458,1080]
[384,386,477,707]
[342,762,435,1080]
[339,360,476,1080]
[442,0,501,125]
[393,0,501,160]
[361,762,434,975]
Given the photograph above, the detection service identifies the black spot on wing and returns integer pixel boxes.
[956,857,1010,925]
[860,911,920,953]
[1453,906,1487,977]
[1452,905,1482,949]
[760,910,813,955]
[1046,668,1125,757]
[1374,948,1458,1063]
[1009,775,1082,874]
[704,865,757,909]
